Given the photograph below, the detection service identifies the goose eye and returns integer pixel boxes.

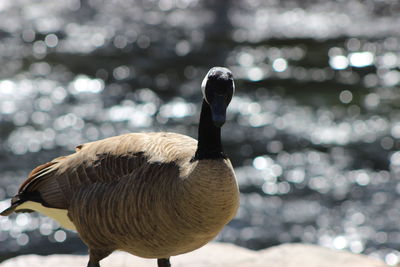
[201,67,234,104]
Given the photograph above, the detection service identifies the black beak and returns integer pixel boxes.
[210,95,227,127]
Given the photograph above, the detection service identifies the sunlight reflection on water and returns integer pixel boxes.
[1,0,400,265]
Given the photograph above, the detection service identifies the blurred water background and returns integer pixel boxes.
[0,0,400,264]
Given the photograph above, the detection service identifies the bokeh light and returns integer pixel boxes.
[1,0,400,265]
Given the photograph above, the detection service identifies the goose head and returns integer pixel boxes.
[201,67,235,127]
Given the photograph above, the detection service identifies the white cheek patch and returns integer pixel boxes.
[201,74,208,102]
[201,67,235,103]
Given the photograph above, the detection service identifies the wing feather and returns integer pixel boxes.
[2,132,197,214]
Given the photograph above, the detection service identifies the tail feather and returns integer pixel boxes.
[0,203,19,216]
[0,196,25,216]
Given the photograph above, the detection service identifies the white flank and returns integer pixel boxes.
[16,201,77,231]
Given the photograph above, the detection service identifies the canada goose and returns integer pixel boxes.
[1,67,239,267]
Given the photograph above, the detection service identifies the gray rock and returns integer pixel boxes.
[0,242,388,267]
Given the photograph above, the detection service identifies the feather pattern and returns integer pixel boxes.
[8,132,239,258]
[1,67,239,267]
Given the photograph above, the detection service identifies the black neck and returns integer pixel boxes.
[193,100,226,161]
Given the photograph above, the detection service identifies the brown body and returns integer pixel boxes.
[2,66,238,267]
[9,132,239,258]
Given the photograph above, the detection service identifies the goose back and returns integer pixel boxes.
[12,132,239,258]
